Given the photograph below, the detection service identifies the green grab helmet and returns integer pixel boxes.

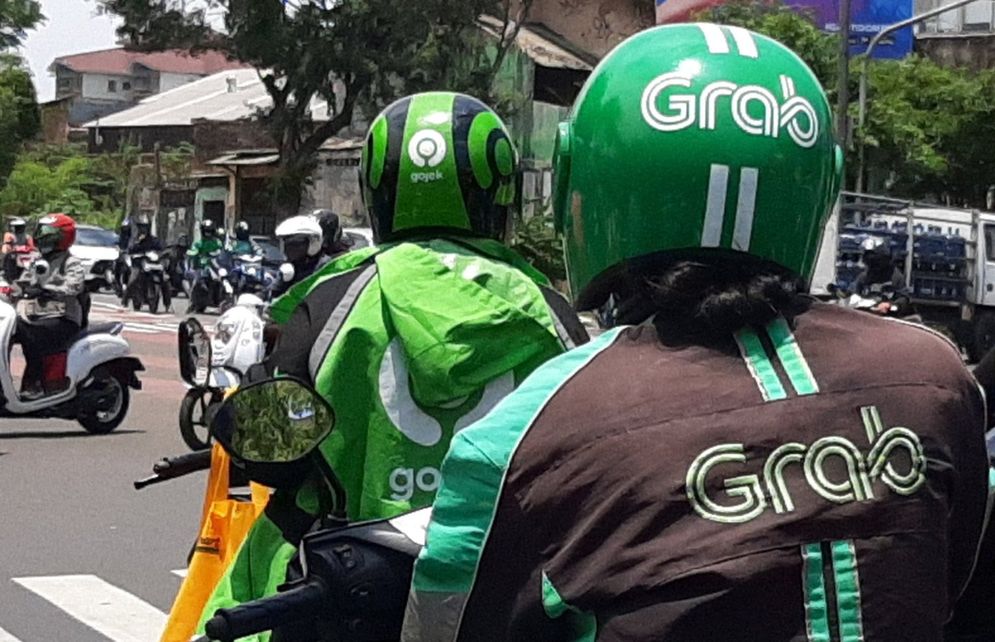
[360,91,519,243]
[554,23,844,309]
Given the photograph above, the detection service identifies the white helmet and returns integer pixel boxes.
[275,215,323,258]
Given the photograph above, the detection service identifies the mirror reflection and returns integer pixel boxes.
[217,378,333,463]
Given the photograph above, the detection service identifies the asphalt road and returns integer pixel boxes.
[0,293,222,642]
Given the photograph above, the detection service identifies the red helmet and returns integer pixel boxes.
[35,213,76,254]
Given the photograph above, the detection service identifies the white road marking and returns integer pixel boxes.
[13,574,168,642]
[0,626,23,641]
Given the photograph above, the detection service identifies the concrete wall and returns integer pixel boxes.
[81,72,135,102]
[526,0,652,58]
[301,152,366,227]
[917,34,995,71]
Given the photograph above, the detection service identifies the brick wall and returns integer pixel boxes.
[191,118,275,164]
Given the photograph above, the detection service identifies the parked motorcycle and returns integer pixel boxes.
[177,295,266,451]
[126,250,170,314]
[188,252,235,314]
[196,379,421,642]
[0,267,144,433]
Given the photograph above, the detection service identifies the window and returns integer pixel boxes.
[122,81,132,91]
[107,80,117,93]
[985,224,995,262]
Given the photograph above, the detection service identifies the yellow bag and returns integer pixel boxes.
[159,443,269,642]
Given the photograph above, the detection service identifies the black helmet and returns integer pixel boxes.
[313,209,344,249]
[235,220,250,241]
[135,215,151,237]
[360,92,518,243]
[200,219,218,237]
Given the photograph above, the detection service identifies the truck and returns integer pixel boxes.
[812,191,995,362]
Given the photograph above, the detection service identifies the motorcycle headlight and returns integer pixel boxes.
[218,268,228,278]
[147,252,159,262]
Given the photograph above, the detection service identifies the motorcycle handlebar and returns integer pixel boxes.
[203,580,327,642]
[133,450,211,490]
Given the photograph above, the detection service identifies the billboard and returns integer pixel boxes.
[654,0,914,58]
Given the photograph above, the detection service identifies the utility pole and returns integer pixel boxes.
[836,0,853,149]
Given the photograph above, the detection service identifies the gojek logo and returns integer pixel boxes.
[686,406,926,524]
[640,28,820,149]
[408,129,447,184]
[379,338,514,501]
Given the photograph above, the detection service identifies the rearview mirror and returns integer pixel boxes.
[210,378,334,489]
[178,318,211,388]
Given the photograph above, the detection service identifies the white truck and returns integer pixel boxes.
[812,191,995,362]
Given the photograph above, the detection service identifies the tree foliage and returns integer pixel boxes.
[0,54,39,187]
[99,0,530,215]
[0,0,42,49]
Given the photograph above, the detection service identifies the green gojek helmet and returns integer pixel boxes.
[554,23,844,309]
[361,92,518,243]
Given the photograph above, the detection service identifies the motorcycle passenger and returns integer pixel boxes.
[122,216,168,310]
[2,217,35,282]
[14,214,86,399]
[313,209,354,259]
[228,221,260,257]
[404,27,990,642]
[271,214,327,296]
[2,217,34,253]
[113,217,133,297]
[197,92,588,640]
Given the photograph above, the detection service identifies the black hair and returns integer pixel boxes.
[597,252,811,346]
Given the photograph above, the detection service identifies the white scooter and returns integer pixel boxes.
[178,293,267,451]
[0,265,143,434]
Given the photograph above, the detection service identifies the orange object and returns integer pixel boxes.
[159,443,269,642]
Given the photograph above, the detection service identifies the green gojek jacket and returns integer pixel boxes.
[197,236,586,639]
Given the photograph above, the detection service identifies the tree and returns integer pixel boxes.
[0,54,40,187]
[0,0,42,49]
[99,0,532,215]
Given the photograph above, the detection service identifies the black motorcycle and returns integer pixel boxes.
[126,250,170,314]
[192,378,420,642]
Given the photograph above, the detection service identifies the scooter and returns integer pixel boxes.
[178,294,267,451]
[0,265,144,433]
[195,379,422,642]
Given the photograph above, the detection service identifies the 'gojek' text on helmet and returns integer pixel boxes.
[275,215,323,258]
[360,92,518,244]
[554,23,843,309]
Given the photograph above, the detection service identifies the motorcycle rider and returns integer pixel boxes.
[228,221,260,257]
[271,214,327,296]
[14,214,86,399]
[185,219,226,312]
[121,215,168,310]
[404,26,990,641]
[197,91,588,640]
[313,208,354,259]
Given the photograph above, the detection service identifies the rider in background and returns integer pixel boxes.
[312,209,354,259]
[2,217,35,281]
[228,221,261,257]
[271,215,327,296]
[404,26,989,642]
[121,216,166,309]
[14,214,86,399]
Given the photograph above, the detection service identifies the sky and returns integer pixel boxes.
[20,0,121,102]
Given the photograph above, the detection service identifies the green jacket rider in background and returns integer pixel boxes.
[229,221,261,257]
[186,219,224,268]
[197,91,589,639]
